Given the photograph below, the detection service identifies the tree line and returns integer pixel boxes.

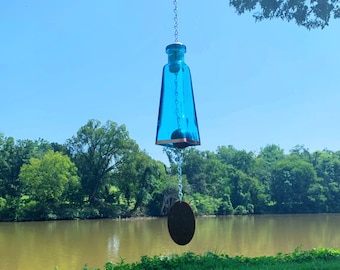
[1,119,340,221]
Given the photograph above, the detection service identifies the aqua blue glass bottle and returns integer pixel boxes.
[156,43,200,149]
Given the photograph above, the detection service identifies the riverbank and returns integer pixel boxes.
[83,248,340,270]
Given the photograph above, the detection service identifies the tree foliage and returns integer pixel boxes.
[114,150,165,214]
[229,0,340,29]
[0,136,52,198]
[1,122,340,221]
[19,151,80,219]
[271,156,317,212]
[67,119,138,205]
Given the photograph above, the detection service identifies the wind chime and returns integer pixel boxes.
[156,0,200,246]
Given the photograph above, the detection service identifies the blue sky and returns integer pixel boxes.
[1,0,340,163]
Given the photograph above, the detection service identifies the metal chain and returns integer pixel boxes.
[175,74,181,129]
[173,0,182,201]
[173,0,179,42]
[175,149,183,201]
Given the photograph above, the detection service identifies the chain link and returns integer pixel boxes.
[175,74,181,129]
[173,0,179,42]
[175,149,183,201]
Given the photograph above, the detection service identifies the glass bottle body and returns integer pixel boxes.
[156,43,200,149]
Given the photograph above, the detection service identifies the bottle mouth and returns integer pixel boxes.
[166,43,186,54]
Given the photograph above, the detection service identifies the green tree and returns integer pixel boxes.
[229,0,340,29]
[203,152,230,198]
[190,193,222,215]
[67,119,138,205]
[19,151,80,219]
[181,149,233,214]
[0,136,18,198]
[312,150,340,212]
[182,149,205,192]
[0,136,52,198]
[290,145,312,163]
[146,160,174,216]
[253,144,285,202]
[217,145,255,174]
[148,176,179,216]
[115,150,162,215]
[227,165,263,213]
[258,144,285,163]
[271,156,318,213]
[181,149,214,194]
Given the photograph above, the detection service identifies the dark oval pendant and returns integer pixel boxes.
[167,201,195,245]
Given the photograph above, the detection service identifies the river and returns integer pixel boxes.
[1,214,340,270]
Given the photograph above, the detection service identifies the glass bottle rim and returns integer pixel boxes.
[166,43,186,54]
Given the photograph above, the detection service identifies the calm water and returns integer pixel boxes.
[1,214,340,270]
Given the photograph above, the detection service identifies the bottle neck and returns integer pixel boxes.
[166,43,186,64]
[168,52,184,63]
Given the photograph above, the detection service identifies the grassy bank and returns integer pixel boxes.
[83,248,340,270]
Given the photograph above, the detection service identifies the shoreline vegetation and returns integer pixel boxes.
[2,120,340,222]
[80,248,340,270]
